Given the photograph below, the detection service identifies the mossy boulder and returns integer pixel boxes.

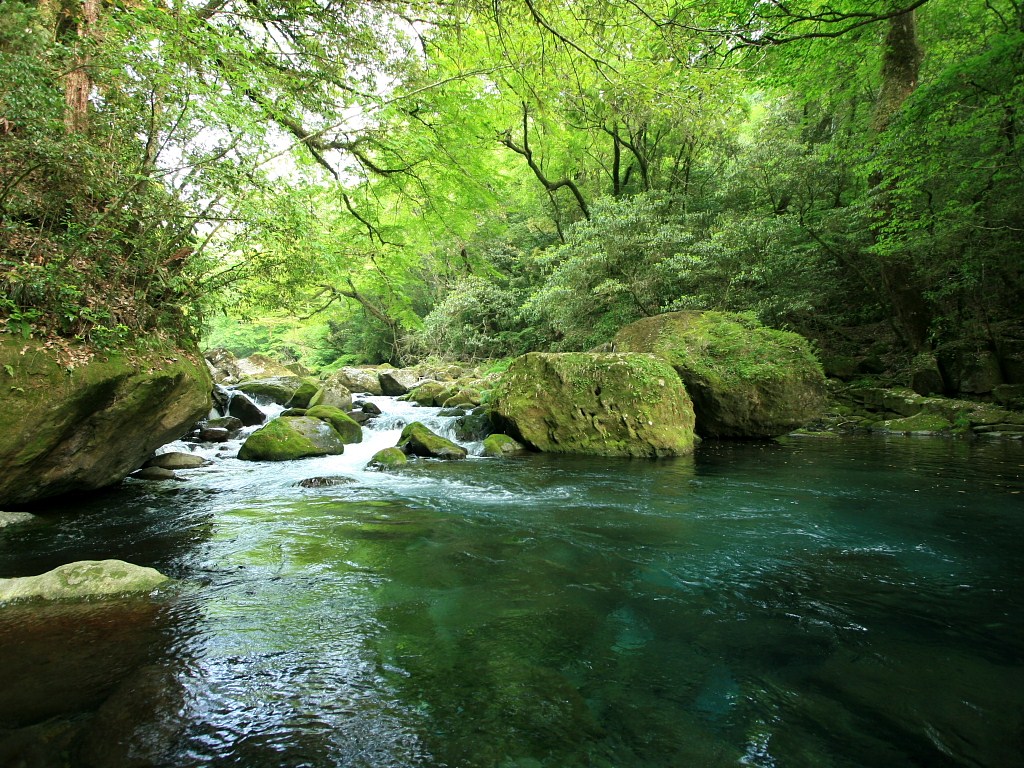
[305,405,362,444]
[367,447,409,470]
[491,352,696,457]
[379,369,419,396]
[407,380,451,406]
[398,422,468,460]
[232,376,319,408]
[237,416,345,461]
[309,373,354,411]
[482,434,527,458]
[0,560,169,603]
[613,311,826,439]
[0,338,211,506]
[442,388,481,409]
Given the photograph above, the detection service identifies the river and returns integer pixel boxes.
[1,397,1022,767]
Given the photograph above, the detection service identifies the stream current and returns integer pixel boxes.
[1,396,1022,767]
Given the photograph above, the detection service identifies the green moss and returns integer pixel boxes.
[238,417,345,461]
[879,412,953,434]
[398,422,468,460]
[367,447,408,470]
[482,434,526,458]
[492,352,696,457]
[306,405,363,444]
[613,311,826,438]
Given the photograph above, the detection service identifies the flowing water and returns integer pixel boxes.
[1,397,1022,767]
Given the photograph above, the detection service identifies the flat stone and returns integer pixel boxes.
[0,559,170,603]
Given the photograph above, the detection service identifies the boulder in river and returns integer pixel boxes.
[237,416,345,461]
[482,434,527,458]
[407,380,451,407]
[0,338,211,506]
[379,369,419,396]
[367,447,408,470]
[306,405,363,444]
[309,372,354,411]
[129,467,179,481]
[0,559,169,603]
[398,422,468,460]
[329,366,384,396]
[613,311,827,439]
[492,352,696,457]
[232,376,319,408]
[144,452,206,470]
[226,391,266,426]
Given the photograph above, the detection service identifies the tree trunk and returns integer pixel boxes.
[871,10,931,352]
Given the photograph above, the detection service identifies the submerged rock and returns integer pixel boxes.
[492,352,696,457]
[613,311,826,439]
[296,476,353,488]
[398,422,468,460]
[238,416,345,461]
[367,447,409,470]
[305,405,363,444]
[0,338,211,506]
[0,560,169,603]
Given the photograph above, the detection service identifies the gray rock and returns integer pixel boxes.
[145,452,206,470]
[0,511,37,528]
[227,392,266,426]
[130,467,178,481]
[379,369,420,396]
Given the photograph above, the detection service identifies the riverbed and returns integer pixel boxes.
[1,398,1022,766]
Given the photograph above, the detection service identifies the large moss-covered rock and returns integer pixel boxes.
[407,380,451,406]
[328,366,384,396]
[237,416,345,461]
[0,339,211,506]
[491,352,696,457]
[398,422,468,460]
[232,376,319,408]
[613,311,826,439]
[0,560,169,603]
[305,405,362,444]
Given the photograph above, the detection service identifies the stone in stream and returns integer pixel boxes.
[357,400,383,416]
[296,476,354,488]
[407,380,451,407]
[129,467,180,481]
[305,405,363,444]
[0,511,37,528]
[198,426,230,442]
[366,447,408,470]
[491,352,696,457]
[379,369,419,396]
[397,422,468,460]
[309,373,354,411]
[613,311,826,439]
[0,559,170,603]
[144,452,206,470]
[482,434,527,458]
[237,416,345,461]
[0,338,211,507]
[331,367,385,396]
[232,375,319,408]
[227,391,266,426]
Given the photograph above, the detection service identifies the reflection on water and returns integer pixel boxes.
[1,408,1023,766]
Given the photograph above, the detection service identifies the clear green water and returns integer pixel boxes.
[1,427,1022,767]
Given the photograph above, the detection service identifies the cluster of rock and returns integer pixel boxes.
[812,385,1024,438]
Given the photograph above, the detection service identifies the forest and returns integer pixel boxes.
[1,0,1022,395]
